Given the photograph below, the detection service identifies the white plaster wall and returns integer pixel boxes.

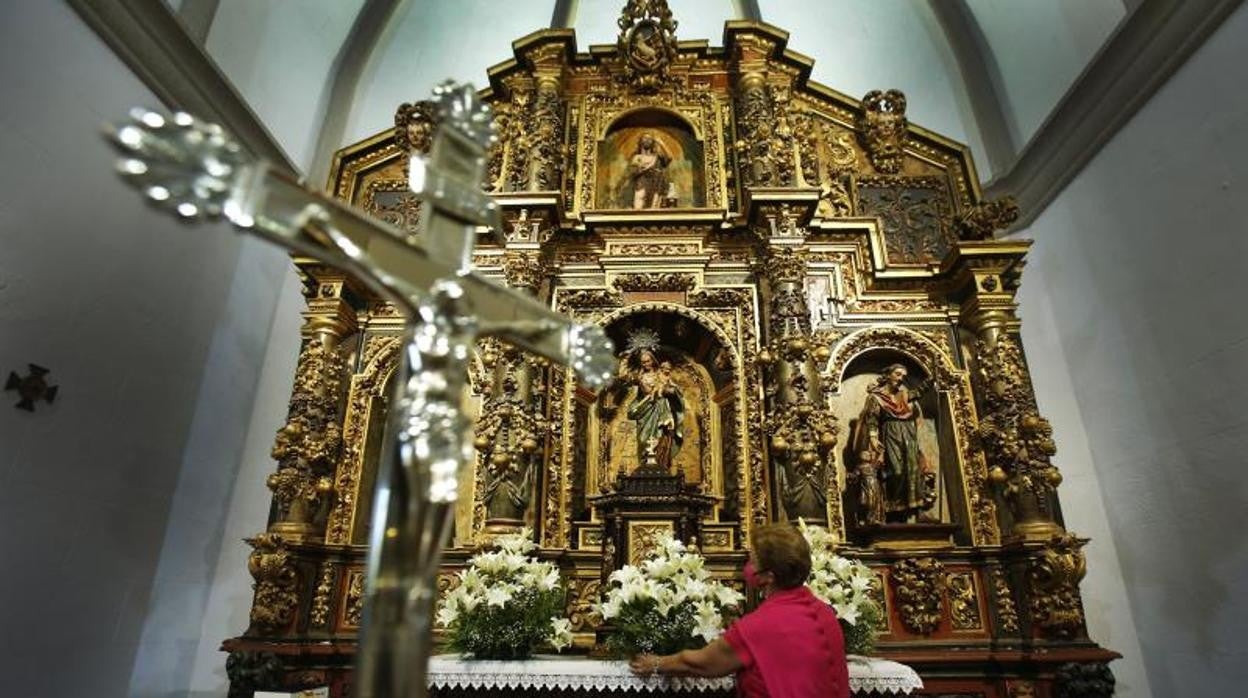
[344,0,556,146]
[1015,259,1152,697]
[1015,4,1248,695]
[185,270,305,697]
[763,0,991,178]
[0,2,286,695]
[206,0,364,170]
[966,0,1124,149]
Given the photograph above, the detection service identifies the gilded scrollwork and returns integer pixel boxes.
[612,272,697,292]
[325,335,401,544]
[891,557,946,635]
[246,533,299,635]
[343,569,365,628]
[947,571,982,631]
[567,578,602,633]
[1028,533,1088,638]
[309,563,335,629]
[958,196,1020,240]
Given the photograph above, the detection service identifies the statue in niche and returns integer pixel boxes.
[621,132,674,209]
[600,328,686,476]
[481,455,534,523]
[848,364,936,523]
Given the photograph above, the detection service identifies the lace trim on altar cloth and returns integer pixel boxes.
[427,654,923,694]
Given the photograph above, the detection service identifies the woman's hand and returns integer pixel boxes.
[629,654,663,677]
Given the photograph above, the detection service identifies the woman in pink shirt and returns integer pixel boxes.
[630,524,850,697]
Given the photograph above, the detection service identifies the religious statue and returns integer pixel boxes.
[627,351,684,470]
[481,457,534,522]
[600,328,686,475]
[849,364,934,523]
[621,132,675,208]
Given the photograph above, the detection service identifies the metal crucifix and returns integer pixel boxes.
[105,82,616,697]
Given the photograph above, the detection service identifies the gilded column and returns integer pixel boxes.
[757,239,839,527]
[267,272,357,541]
[472,252,549,537]
[952,241,1064,541]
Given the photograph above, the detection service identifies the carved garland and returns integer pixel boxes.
[891,557,946,635]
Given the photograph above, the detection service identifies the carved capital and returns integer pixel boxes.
[759,245,808,286]
[502,252,546,292]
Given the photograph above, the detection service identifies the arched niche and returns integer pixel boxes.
[331,336,489,548]
[823,327,977,545]
[594,107,707,209]
[570,305,743,525]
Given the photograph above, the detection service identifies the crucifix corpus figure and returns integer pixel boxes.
[104,82,616,698]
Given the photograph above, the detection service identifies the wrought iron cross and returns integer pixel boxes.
[105,82,615,697]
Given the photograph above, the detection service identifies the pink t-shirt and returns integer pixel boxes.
[722,586,849,698]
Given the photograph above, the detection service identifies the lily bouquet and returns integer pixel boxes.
[799,519,884,655]
[436,529,573,659]
[598,534,745,656]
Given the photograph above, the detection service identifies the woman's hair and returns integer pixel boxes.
[751,524,812,589]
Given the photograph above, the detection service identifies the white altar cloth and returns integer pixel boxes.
[428,654,923,695]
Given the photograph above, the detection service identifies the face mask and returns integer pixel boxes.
[744,560,765,589]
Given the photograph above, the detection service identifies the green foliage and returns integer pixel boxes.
[840,600,883,656]
[447,585,566,660]
[605,599,709,657]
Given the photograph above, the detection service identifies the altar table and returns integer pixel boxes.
[427,654,923,696]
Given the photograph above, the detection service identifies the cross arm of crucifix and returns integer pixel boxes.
[103,83,613,385]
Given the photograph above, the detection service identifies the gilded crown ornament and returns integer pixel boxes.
[617,0,678,91]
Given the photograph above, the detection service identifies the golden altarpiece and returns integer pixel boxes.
[223,5,1118,697]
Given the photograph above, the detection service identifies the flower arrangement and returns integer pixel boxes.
[436,529,573,659]
[799,519,885,655]
[598,535,745,656]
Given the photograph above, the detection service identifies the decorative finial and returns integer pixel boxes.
[617,0,678,91]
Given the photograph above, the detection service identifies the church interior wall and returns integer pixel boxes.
[4,1,1241,696]
[762,0,992,178]
[966,0,1125,148]
[0,2,288,695]
[343,0,559,146]
[204,0,365,171]
[185,270,306,696]
[1014,4,1248,695]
